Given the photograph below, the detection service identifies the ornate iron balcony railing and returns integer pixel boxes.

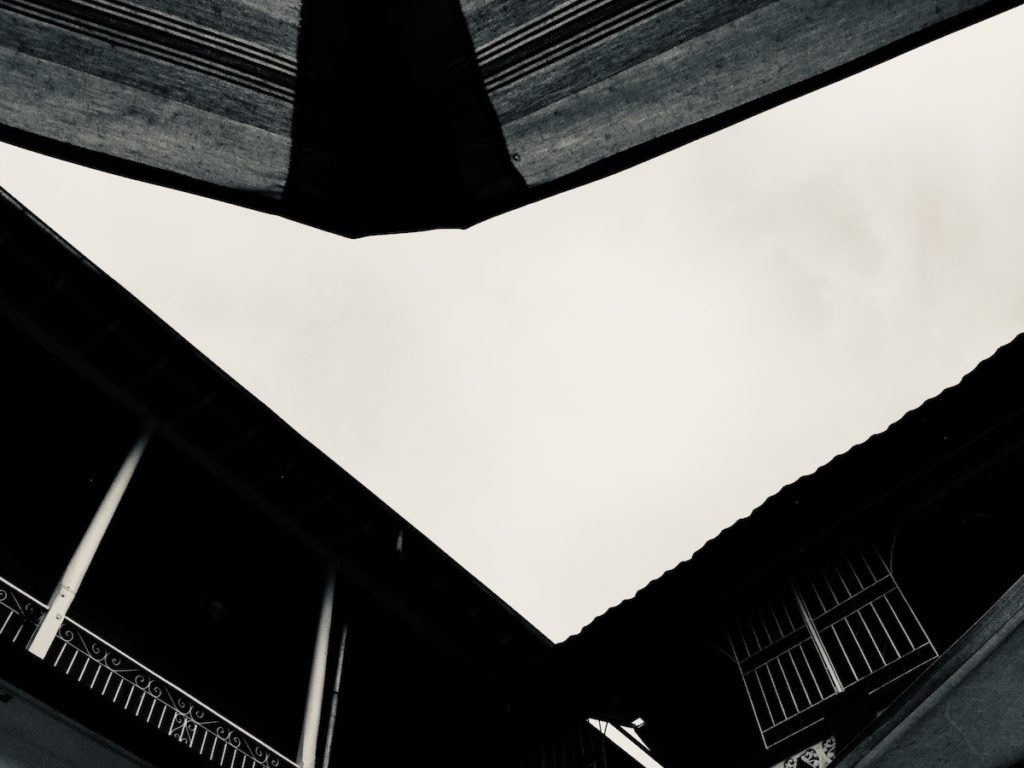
[728,540,937,749]
[0,575,44,648]
[0,574,297,768]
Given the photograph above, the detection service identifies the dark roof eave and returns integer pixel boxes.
[564,331,1024,650]
[0,186,551,671]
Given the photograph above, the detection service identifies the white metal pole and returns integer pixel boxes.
[28,430,150,659]
[299,568,336,768]
[792,586,845,694]
[320,621,348,768]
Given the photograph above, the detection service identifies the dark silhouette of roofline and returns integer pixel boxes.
[565,330,1024,648]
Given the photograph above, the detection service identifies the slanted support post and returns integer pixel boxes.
[793,585,845,694]
[299,567,336,768]
[28,430,150,659]
[320,621,349,768]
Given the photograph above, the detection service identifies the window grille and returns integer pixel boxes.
[728,541,936,748]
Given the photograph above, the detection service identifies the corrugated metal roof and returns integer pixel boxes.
[563,331,1024,649]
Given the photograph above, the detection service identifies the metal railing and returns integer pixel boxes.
[0,574,45,647]
[771,735,836,768]
[737,635,838,745]
[729,541,936,748]
[0,574,296,768]
[816,586,933,689]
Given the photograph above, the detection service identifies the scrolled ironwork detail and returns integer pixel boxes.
[0,573,291,766]
[50,620,295,768]
[0,578,45,647]
[778,736,837,768]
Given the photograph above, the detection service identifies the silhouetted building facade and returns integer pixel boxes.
[0,188,641,768]
[4,183,1024,768]
[557,330,1024,768]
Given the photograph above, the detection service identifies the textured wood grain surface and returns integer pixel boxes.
[462,0,1015,186]
[0,0,298,196]
[0,0,1016,231]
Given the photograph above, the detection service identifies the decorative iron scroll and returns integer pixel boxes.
[48,620,298,768]
[773,736,837,768]
[0,575,44,647]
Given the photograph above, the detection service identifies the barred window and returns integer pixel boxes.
[727,541,936,748]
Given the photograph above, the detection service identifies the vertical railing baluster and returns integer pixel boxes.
[786,648,811,707]
[768,602,785,639]
[774,657,799,716]
[832,563,852,601]
[757,606,774,646]
[818,570,840,608]
[842,617,871,677]
[859,606,884,664]
[752,668,775,726]
[828,625,855,686]
[761,662,785,721]
[805,576,825,616]
[1,576,297,768]
[869,600,898,659]
[798,642,824,701]
[859,548,877,582]
[845,554,865,592]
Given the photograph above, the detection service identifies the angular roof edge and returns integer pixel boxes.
[564,332,1024,647]
[0,185,551,665]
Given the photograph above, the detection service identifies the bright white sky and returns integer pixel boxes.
[2,9,1023,643]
